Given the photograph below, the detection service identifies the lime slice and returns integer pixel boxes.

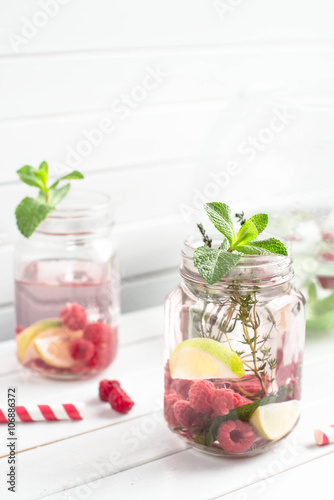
[17,319,62,363]
[33,328,79,369]
[250,400,300,440]
[169,338,245,379]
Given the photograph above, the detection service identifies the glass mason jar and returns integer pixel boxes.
[14,190,120,380]
[164,234,305,457]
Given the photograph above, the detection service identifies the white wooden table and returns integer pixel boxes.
[0,306,333,500]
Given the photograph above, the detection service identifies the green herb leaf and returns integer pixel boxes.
[193,246,241,285]
[49,170,84,189]
[234,219,258,246]
[249,213,268,234]
[16,166,45,189]
[15,162,84,238]
[246,238,288,256]
[194,202,287,283]
[49,183,71,207]
[220,239,229,251]
[206,396,276,446]
[204,202,235,245]
[15,197,53,238]
[232,244,268,255]
[34,161,49,188]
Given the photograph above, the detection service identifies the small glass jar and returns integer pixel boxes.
[164,234,305,457]
[14,190,120,380]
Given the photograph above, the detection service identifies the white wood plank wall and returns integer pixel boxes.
[0,0,333,340]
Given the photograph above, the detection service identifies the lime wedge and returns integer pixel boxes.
[169,338,245,379]
[17,319,62,363]
[250,400,300,440]
[33,328,79,369]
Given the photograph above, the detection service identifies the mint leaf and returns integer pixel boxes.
[193,246,241,285]
[206,396,276,446]
[15,197,52,238]
[34,161,49,188]
[49,183,71,207]
[194,203,288,283]
[220,239,229,250]
[249,213,268,234]
[234,219,258,246]
[16,162,84,238]
[246,238,288,256]
[232,244,268,255]
[38,161,48,174]
[17,166,45,189]
[49,170,84,189]
[235,396,276,421]
[204,202,235,245]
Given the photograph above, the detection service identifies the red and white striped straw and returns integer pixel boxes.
[314,425,334,446]
[0,403,85,422]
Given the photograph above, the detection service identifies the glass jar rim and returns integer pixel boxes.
[36,189,114,236]
[181,231,293,289]
[46,189,112,219]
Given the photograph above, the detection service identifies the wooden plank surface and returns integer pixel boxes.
[0,306,333,500]
[1,0,334,56]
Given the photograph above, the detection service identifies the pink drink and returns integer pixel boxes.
[15,259,119,379]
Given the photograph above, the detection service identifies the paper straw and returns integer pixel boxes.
[314,425,334,446]
[0,403,85,422]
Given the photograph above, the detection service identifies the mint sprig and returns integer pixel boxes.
[194,202,288,285]
[15,162,84,238]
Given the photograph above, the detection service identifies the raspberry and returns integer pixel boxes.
[89,345,113,370]
[175,379,193,400]
[164,391,180,427]
[69,339,94,361]
[217,420,255,454]
[232,375,265,398]
[233,392,252,408]
[108,385,134,414]
[210,388,235,418]
[99,379,121,402]
[60,303,87,331]
[173,400,198,428]
[84,322,113,345]
[188,380,213,413]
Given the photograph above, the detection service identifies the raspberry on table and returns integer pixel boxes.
[164,391,180,427]
[108,385,134,414]
[210,388,235,418]
[83,322,113,345]
[69,339,94,361]
[188,380,214,414]
[173,400,198,428]
[217,420,255,454]
[99,379,121,402]
[60,303,87,331]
